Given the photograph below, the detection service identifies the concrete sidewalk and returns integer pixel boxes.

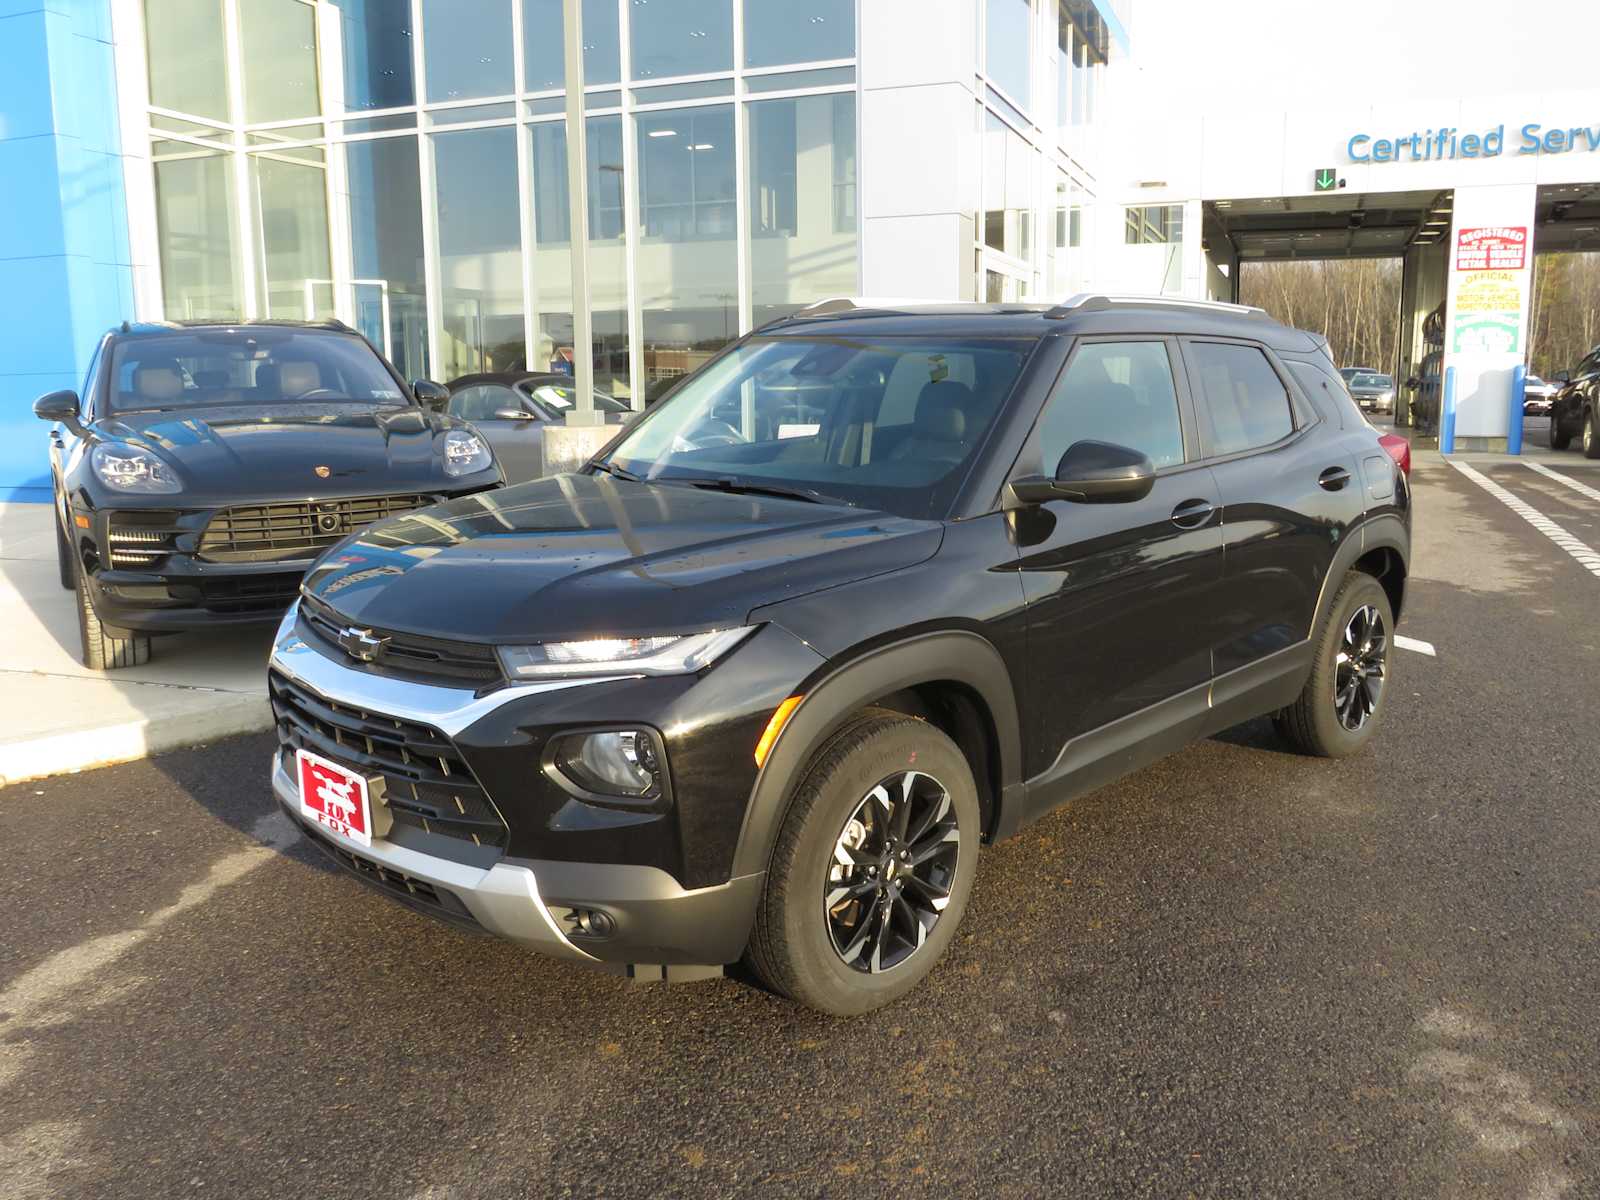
[0,502,273,786]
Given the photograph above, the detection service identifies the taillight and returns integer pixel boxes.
[1378,433,1411,477]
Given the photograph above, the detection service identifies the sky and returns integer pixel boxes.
[1124,0,1597,118]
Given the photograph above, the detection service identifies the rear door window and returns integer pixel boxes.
[1187,341,1296,456]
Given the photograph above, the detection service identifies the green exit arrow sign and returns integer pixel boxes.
[1315,168,1338,192]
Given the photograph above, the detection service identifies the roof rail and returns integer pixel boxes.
[789,296,933,318]
[1044,293,1271,321]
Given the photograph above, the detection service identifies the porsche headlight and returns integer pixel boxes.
[91,444,181,494]
[496,627,754,680]
[442,429,492,477]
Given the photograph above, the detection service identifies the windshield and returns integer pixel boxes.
[107,330,406,413]
[1350,373,1392,389]
[597,335,1034,519]
[521,382,632,418]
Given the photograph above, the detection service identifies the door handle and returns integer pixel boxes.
[1170,498,1215,529]
[1319,466,1352,491]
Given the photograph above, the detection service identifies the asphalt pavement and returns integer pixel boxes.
[4,454,1600,1199]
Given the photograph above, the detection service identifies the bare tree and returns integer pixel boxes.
[1240,252,1600,379]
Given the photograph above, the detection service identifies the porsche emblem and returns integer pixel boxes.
[313,465,331,478]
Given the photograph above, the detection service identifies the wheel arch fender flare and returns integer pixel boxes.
[1309,515,1409,639]
[729,629,1023,878]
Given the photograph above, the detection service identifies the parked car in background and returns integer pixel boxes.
[34,320,502,669]
[446,372,635,482]
[1346,372,1396,414]
[1549,346,1600,456]
[267,295,1410,1016]
[1522,373,1557,416]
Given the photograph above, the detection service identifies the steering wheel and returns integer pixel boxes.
[682,418,745,449]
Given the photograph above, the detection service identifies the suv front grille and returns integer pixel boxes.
[270,669,508,851]
[199,494,433,563]
[187,572,303,615]
[298,593,504,689]
[297,816,479,928]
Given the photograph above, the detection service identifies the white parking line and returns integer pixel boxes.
[1450,461,1600,580]
[1524,461,1600,505]
[1394,635,1436,656]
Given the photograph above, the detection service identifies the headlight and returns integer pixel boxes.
[550,729,665,800]
[1381,389,1394,403]
[442,429,492,477]
[496,627,754,680]
[91,444,181,494]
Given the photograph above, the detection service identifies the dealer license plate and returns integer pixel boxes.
[296,748,373,848]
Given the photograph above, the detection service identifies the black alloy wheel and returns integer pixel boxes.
[825,770,960,974]
[1333,604,1387,733]
[1276,570,1395,758]
[746,710,980,1015]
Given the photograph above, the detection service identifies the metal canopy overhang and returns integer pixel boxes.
[1205,182,1600,263]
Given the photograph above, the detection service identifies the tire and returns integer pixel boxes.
[745,710,980,1016]
[1276,571,1394,758]
[54,496,75,590]
[1584,407,1600,460]
[73,556,150,670]
[1550,415,1571,451]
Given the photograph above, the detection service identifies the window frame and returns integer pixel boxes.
[1004,333,1206,488]
[1176,336,1318,465]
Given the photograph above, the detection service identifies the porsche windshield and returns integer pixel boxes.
[107,330,408,413]
[597,335,1034,520]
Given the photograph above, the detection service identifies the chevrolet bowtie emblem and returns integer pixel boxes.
[336,625,388,663]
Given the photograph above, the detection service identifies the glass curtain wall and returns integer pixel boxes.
[974,0,1104,301]
[136,0,861,406]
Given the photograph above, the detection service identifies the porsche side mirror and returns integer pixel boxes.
[1010,440,1157,506]
[412,379,450,412]
[1553,369,1571,384]
[33,389,81,424]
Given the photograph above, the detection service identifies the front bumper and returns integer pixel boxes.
[268,608,768,976]
[89,561,308,631]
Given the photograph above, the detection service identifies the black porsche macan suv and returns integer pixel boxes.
[34,320,503,669]
[268,296,1411,1015]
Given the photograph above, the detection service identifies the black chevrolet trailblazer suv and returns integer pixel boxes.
[268,295,1411,1015]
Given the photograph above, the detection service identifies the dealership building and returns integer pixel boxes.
[3,0,1597,498]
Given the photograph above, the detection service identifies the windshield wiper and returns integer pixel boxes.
[590,459,643,482]
[680,477,852,507]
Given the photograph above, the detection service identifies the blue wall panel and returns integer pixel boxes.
[0,0,132,502]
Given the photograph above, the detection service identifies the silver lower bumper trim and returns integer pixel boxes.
[272,755,599,963]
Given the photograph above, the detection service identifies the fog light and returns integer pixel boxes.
[562,907,617,939]
[551,729,664,800]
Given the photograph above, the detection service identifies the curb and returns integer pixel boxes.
[0,693,274,788]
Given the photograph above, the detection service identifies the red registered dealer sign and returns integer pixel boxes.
[1455,226,1527,271]
[296,748,373,847]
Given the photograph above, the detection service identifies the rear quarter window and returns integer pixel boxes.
[1286,358,1365,430]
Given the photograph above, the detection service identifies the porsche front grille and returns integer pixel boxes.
[198,494,433,563]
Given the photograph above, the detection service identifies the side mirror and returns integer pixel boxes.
[412,379,450,412]
[493,407,534,422]
[1553,369,1571,384]
[33,389,81,424]
[1403,376,1421,391]
[1010,440,1157,506]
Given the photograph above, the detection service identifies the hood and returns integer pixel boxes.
[301,473,944,643]
[96,403,475,498]
[1347,382,1392,396]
